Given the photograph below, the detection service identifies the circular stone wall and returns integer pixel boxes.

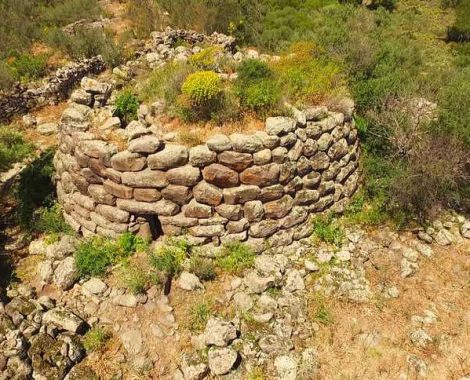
[54,85,359,249]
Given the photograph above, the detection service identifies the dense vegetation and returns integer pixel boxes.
[0,0,469,226]
[0,0,121,89]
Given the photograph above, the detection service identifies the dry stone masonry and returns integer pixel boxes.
[55,93,359,248]
[53,28,359,248]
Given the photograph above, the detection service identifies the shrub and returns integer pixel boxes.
[46,27,122,67]
[139,61,194,106]
[216,242,256,275]
[8,53,47,82]
[236,59,272,83]
[181,71,222,105]
[118,262,150,295]
[447,0,470,42]
[274,42,345,105]
[0,62,14,90]
[312,214,344,246]
[239,80,282,114]
[16,149,55,230]
[114,90,139,125]
[149,239,190,276]
[189,47,223,70]
[83,326,111,352]
[35,203,73,235]
[189,256,217,281]
[75,233,143,278]
[0,126,35,171]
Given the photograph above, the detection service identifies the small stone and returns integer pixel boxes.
[82,278,108,295]
[37,122,59,135]
[208,347,238,375]
[243,271,275,294]
[42,307,87,334]
[304,260,319,272]
[120,328,143,355]
[207,134,232,152]
[233,292,253,312]
[204,317,237,347]
[417,231,433,243]
[113,294,138,308]
[177,272,204,291]
[410,328,432,348]
[274,355,297,380]
[284,269,305,292]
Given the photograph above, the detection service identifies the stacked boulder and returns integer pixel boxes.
[55,86,359,247]
[0,286,88,379]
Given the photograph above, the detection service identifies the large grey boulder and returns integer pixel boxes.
[53,256,78,290]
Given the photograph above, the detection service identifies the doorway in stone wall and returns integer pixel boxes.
[137,215,163,241]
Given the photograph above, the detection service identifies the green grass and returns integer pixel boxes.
[216,242,256,275]
[75,233,147,278]
[188,300,214,332]
[189,256,217,281]
[83,326,111,352]
[0,126,35,171]
[149,238,190,276]
[312,214,345,246]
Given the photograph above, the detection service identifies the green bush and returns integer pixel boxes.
[46,27,122,67]
[83,326,111,352]
[189,47,223,70]
[114,90,139,125]
[447,0,470,42]
[75,233,144,278]
[188,300,213,332]
[149,239,190,276]
[189,256,217,281]
[236,59,272,83]
[16,149,55,230]
[35,202,73,235]
[240,80,282,114]
[312,214,344,246]
[0,126,34,171]
[118,262,150,295]
[181,70,222,105]
[216,242,255,275]
[139,61,194,106]
[0,62,14,90]
[8,53,47,82]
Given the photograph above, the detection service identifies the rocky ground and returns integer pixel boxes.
[1,212,469,379]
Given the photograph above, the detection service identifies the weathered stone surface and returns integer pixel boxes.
[177,272,204,291]
[279,162,296,185]
[189,225,225,237]
[189,145,217,167]
[266,117,296,136]
[204,318,237,347]
[160,214,198,228]
[111,151,146,172]
[223,185,260,204]
[54,257,79,290]
[134,188,162,202]
[193,181,223,206]
[91,212,128,233]
[81,77,110,94]
[284,176,303,195]
[116,199,179,216]
[161,185,192,205]
[280,133,297,148]
[148,144,188,169]
[240,163,280,187]
[230,133,263,153]
[244,201,265,223]
[244,271,275,293]
[70,89,92,105]
[184,199,213,218]
[288,140,303,161]
[124,121,150,140]
[303,139,318,157]
[249,220,279,238]
[104,180,133,199]
[203,164,239,188]
[120,169,167,188]
[328,138,348,160]
[43,307,87,334]
[88,184,116,205]
[311,152,330,171]
[305,106,328,121]
[295,190,320,205]
[217,151,253,172]
[167,165,201,186]
[253,149,272,165]
[83,278,107,295]
[79,140,116,159]
[128,135,161,154]
[215,204,242,221]
[208,347,238,375]
[207,134,231,152]
[264,195,293,219]
[226,218,249,234]
[254,131,280,149]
